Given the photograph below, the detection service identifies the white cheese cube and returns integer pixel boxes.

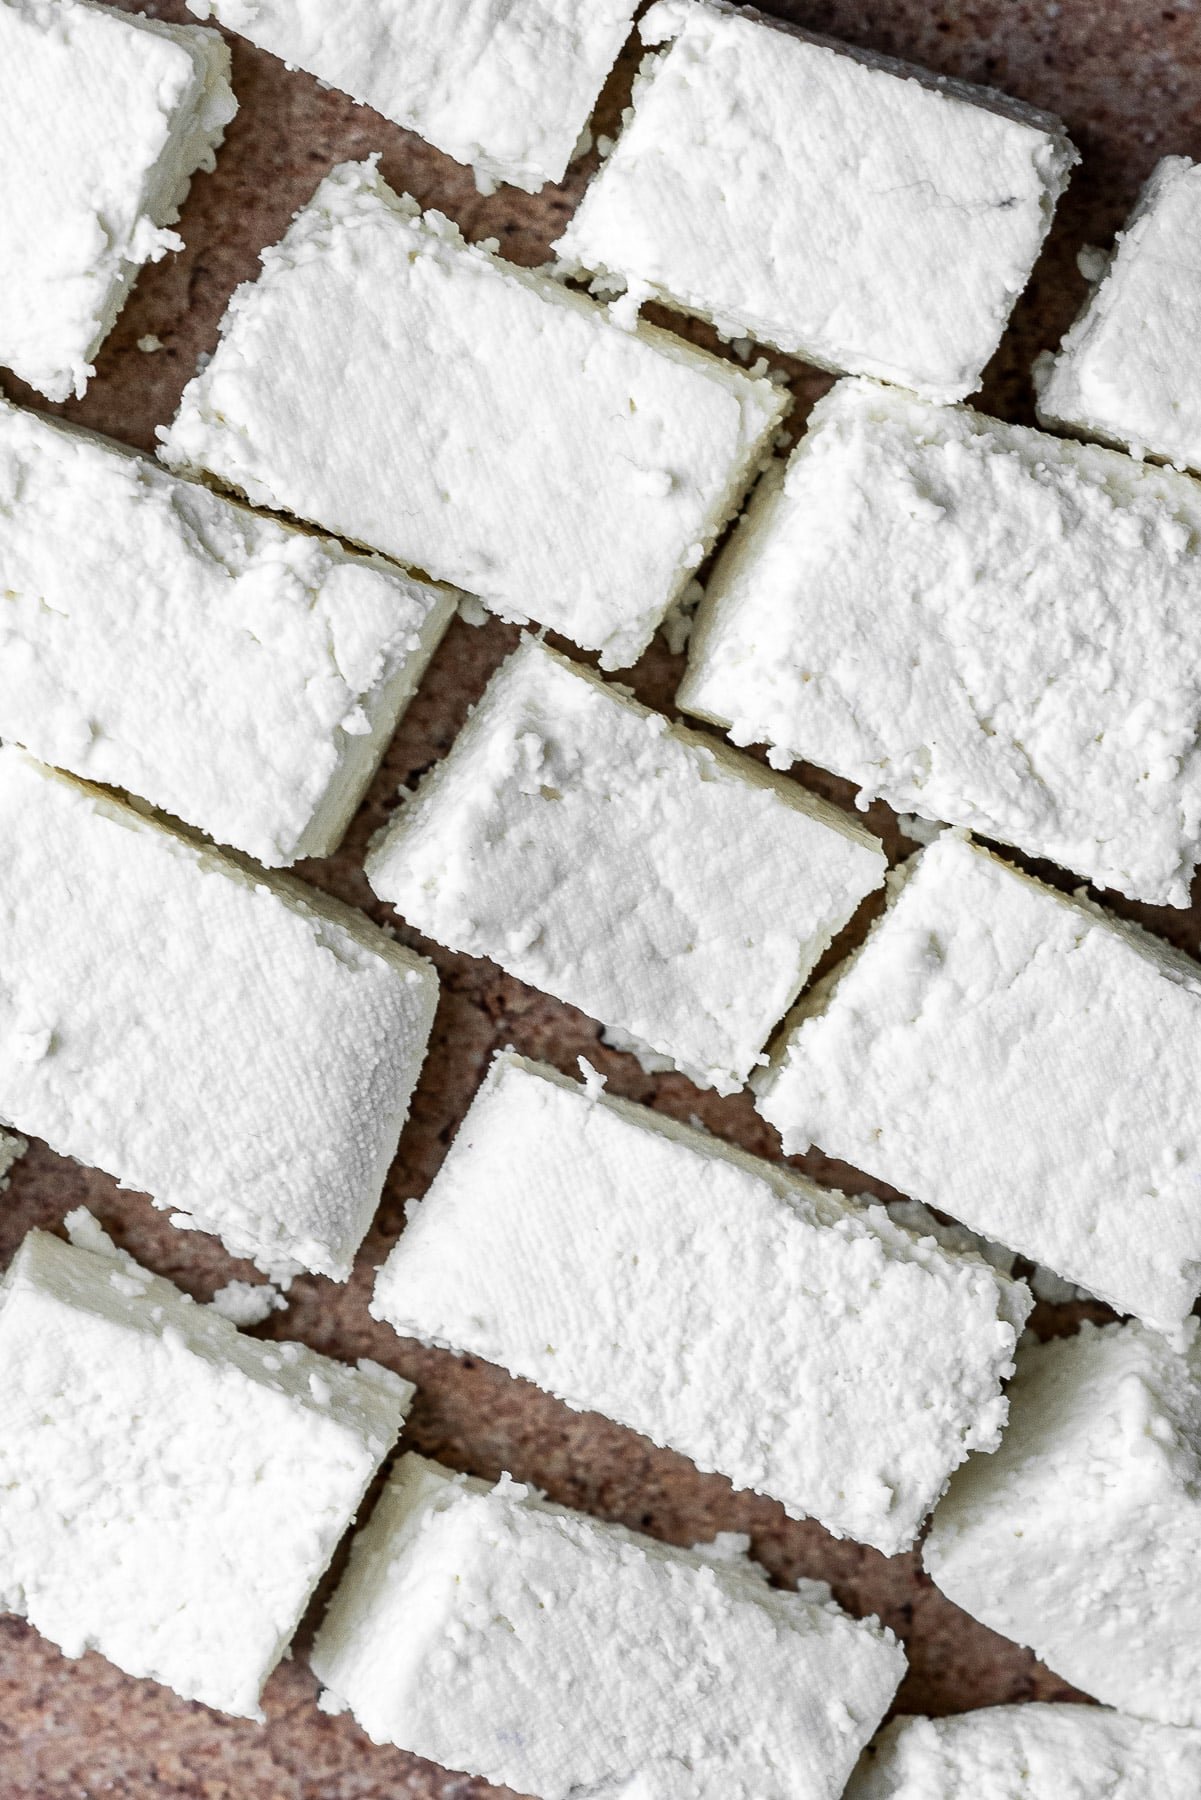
[849,1705,1201,1799]
[1036,157,1201,472]
[159,159,786,670]
[680,376,1201,906]
[556,0,1075,401]
[923,1319,1201,1727]
[0,0,235,402]
[366,638,884,1094]
[0,399,454,866]
[0,748,438,1280]
[0,1218,411,1718]
[186,0,637,194]
[374,1051,1030,1555]
[756,832,1201,1335]
[311,1452,905,1799]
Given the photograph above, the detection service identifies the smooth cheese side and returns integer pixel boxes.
[158,158,786,670]
[0,1220,411,1719]
[1036,157,1201,472]
[373,1052,1030,1555]
[0,0,235,401]
[756,832,1201,1334]
[186,0,637,193]
[366,638,884,1094]
[923,1320,1201,1728]
[311,1453,905,1800]
[556,0,1075,399]
[0,748,438,1280]
[680,376,1201,905]
[0,399,454,866]
[849,1705,1201,1799]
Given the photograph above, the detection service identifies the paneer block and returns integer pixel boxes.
[556,0,1075,400]
[366,639,884,1094]
[923,1320,1201,1727]
[680,377,1201,905]
[850,1705,1201,1799]
[311,1453,905,1799]
[0,748,438,1280]
[186,0,637,193]
[1036,157,1201,472]
[0,1217,411,1718]
[756,832,1201,1335]
[158,159,786,669]
[0,399,454,866]
[0,0,235,401]
[374,1052,1030,1555]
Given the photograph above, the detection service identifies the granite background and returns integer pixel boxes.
[2,1,1197,1794]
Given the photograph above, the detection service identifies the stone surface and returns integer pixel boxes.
[2,0,1198,1793]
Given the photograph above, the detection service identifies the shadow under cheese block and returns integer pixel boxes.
[0,0,235,401]
[311,1452,905,1800]
[0,747,438,1280]
[365,636,885,1094]
[0,396,455,867]
[0,1214,410,1718]
[158,158,786,670]
[373,1049,1030,1557]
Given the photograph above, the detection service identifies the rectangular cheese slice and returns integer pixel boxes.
[850,1705,1201,1799]
[755,831,1201,1334]
[924,1318,1201,1728]
[556,0,1075,400]
[0,399,454,866]
[0,747,438,1280]
[1036,157,1201,473]
[0,1216,411,1718]
[158,158,786,669]
[311,1452,905,1799]
[366,638,884,1094]
[186,0,637,193]
[0,0,235,402]
[680,376,1201,905]
[373,1051,1030,1555]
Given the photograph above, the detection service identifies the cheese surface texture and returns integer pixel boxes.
[366,639,884,1094]
[1036,157,1201,471]
[681,377,1201,905]
[159,159,785,669]
[0,400,454,866]
[311,1454,905,1798]
[0,0,235,401]
[374,1052,1030,1555]
[756,832,1201,1333]
[850,1705,1201,1799]
[0,1221,410,1718]
[0,749,438,1280]
[186,0,637,192]
[924,1320,1201,1727]
[557,0,1075,400]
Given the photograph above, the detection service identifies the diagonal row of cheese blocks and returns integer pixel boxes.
[12,616,1201,1331]
[9,10,1201,892]
[5,1149,1201,1790]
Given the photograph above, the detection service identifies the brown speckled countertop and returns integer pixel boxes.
[3,2,1200,1794]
